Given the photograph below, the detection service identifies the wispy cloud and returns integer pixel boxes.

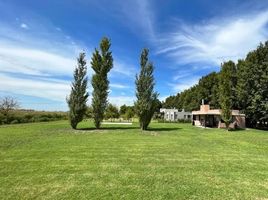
[157,10,268,65]
[0,16,89,108]
[0,73,70,102]
[111,60,137,78]
[113,0,155,39]
[168,76,200,93]
[0,44,77,76]
[172,69,195,81]
[110,83,130,89]
[132,0,155,38]
[20,23,29,29]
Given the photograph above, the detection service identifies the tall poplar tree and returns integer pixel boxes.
[91,37,113,129]
[219,61,233,130]
[67,52,89,129]
[135,48,158,130]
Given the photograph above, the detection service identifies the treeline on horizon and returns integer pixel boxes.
[163,42,268,128]
[0,109,68,125]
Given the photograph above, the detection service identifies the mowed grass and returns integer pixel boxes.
[0,121,267,200]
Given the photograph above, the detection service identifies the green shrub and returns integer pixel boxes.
[10,120,19,124]
[0,110,67,125]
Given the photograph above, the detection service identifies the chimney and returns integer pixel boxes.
[200,99,210,112]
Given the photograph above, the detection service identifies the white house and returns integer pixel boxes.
[160,108,192,121]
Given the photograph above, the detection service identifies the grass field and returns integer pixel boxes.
[0,121,267,199]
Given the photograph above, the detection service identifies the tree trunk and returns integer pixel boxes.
[225,122,230,131]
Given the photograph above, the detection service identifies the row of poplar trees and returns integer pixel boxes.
[67,37,158,130]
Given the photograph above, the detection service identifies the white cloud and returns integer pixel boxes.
[110,83,130,89]
[157,10,268,65]
[172,69,195,81]
[0,18,91,109]
[159,95,169,102]
[20,23,28,29]
[0,45,77,76]
[0,73,70,102]
[108,96,135,106]
[111,60,137,78]
[0,19,136,110]
[168,76,199,93]
[114,0,155,39]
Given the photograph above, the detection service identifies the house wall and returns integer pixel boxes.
[200,105,210,112]
[176,111,192,120]
[165,111,175,121]
[193,114,245,129]
[161,109,192,121]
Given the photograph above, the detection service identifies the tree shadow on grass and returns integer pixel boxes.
[77,126,139,131]
[77,126,182,132]
[227,128,248,132]
[147,127,182,132]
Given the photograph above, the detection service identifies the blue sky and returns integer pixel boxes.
[1,0,268,111]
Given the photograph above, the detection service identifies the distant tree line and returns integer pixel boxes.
[163,42,268,128]
[86,104,134,121]
[0,97,67,125]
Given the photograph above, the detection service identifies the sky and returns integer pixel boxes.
[1,0,268,111]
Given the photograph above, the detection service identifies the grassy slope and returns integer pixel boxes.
[0,121,267,200]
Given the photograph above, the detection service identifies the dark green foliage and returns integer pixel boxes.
[219,61,234,129]
[135,48,159,130]
[67,52,89,129]
[85,106,93,119]
[236,42,268,127]
[91,37,113,129]
[197,72,220,109]
[119,104,127,116]
[154,98,163,112]
[162,72,220,111]
[105,104,120,121]
[125,107,135,121]
[120,105,135,120]
[153,98,163,120]
[178,85,200,111]
[162,94,180,109]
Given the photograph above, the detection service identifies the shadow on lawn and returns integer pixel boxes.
[147,127,182,132]
[77,127,181,132]
[78,126,139,131]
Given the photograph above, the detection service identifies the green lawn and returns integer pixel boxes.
[0,121,267,200]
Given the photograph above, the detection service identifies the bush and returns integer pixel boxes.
[157,119,192,123]
[10,120,19,124]
[39,117,50,122]
[0,110,68,125]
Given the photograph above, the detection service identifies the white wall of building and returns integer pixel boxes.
[160,108,192,121]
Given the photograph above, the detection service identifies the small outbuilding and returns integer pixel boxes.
[192,103,246,129]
